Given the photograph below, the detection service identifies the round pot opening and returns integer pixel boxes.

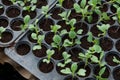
[0,16,9,28]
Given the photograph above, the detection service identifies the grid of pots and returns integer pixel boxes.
[0,0,57,47]
[4,0,120,80]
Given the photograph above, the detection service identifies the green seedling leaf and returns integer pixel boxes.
[31,5,36,11]
[91,55,99,63]
[51,25,61,33]
[63,39,73,47]
[24,15,30,24]
[113,56,120,64]
[69,30,77,39]
[61,68,72,74]
[31,33,37,40]
[74,3,81,13]
[53,34,61,44]
[33,45,41,50]
[87,32,93,42]
[99,67,106,76]
[81,0,86,8]
[0,27,6,39]
[77,69,86,76]
[60,29,68,36]
[77,29,83,34]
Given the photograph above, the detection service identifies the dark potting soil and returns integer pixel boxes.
[116,40,120,52]
[85,78,96,80]
[22,10,36,19]
[105,52,120,66]
[45,32,54,45]
[51,7,64,20]
[85,12,99,24]
[108,26,120,39]
[57,20,71,31]
[100,37,113,51]
[74,22,88,35]
[80,36,93,49]
[6,7,20,18]
[32,44,47,57]
[0,31,13,43]
[90,24,103,37]
[0,7,4,15]
[68,47,83,62]
[110,5,117,13]
[39,61,54,73]
[0,18,8,28]
[36,0,47,8]
[64,76,79,80]
[94,65,110,78]
[0,63,28,80]
[39,18,54,31]
[1,0,12,6]
[113,67,120,80]
[68,9,82,22]
[78,63,91,77]
[11,19,23,31]
[16,43,30,55]
[62,0,75,9]
[52,47,65,60]
[100,2,108,12]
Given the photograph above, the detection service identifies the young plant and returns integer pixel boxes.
[43,49,55,64]
[21,15,31,31]
[73,0,89,21]
[41,5,51,18]
[95,67,107,80]
[57,0,64,7]
[0,27,6,39]
[61,63,86,78]
[113,56,120,64]
[57,52,71,67]
[97,24,110,37]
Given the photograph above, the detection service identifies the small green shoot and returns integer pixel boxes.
[43,49,55,64]
[0,27,6,39]
[61,63,86,78]
[113,56,120,64]
[41,5,51,18]
[57,52,71,67]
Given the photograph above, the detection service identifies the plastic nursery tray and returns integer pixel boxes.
[5,0,120,80]
[0,0,57,47]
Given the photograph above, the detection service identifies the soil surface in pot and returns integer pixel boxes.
[0,6,4,15]
[39,61,54,73]
[64,76,79,80]
[6,7,20,18]
[45,32,54,45]
[32,44,47,57]
[11,19,23,31]
[62,0,75,9]
[113,67,120,80]
[100,37,113,51]
[0,31,13,43]
[105,52,120,66]
[116,40,120,52]
[39,18,54,31]
[0,18,8,28]
[16,43,30,55]
[22,10,36,19]
[36,0,47,8]
[2,0,12,6]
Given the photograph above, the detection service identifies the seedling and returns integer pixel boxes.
[74,0,90,21]
[51,25,61,34]
[113,56,120,64]
[79,44,105,67]
[57,0,64,7]
[0,27,6,39]
[97,24,110,37]
[41,5,51,18]
[57,52,71,67]
[43,49,55,64]
[95,67,107,80]
[61,63,86,78]
[21,15,31,31]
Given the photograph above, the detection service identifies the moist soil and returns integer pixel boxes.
[22,10,36,19]
[45,32,54,45]
[64,76,79,80]
[39,18,54,31]
[74,22,88,35]
[116,40,120,52]
[62,0,75,9]
[1,0,12,6]
[0,18,8,28]
[11,19,23,31]
[94,65,110,78]
[105,52,120,66]
[6,7,20,18]
[68,47,83,62]
[36,0,47,8]
[27,32,37,43]
[80,36,93,49]
[113,67,120,80]
[108,26,120,39]
[51,7,64,20]
[52,47,65,60]
[0,7,4,15]
[16,43,30,55]
[32,44,47,57]
[100,37,113,51]
[39,61,54,73]
[0,31,13,43]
